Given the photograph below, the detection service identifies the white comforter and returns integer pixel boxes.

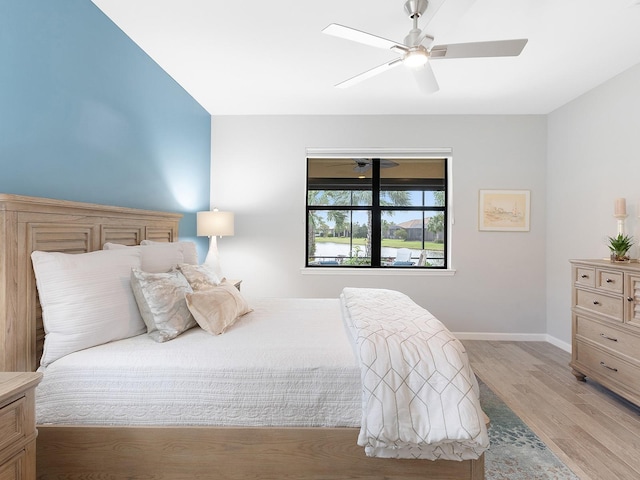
[340,287,489,460]
[37,290,488,461]
[36,298,361,427]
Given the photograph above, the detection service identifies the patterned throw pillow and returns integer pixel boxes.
[177,263,222,291]
[130,268,197,342]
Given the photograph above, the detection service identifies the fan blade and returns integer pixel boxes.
[335,58,403,89]
[430,39,528,59]
[413,62,439,94]
[379,159,399,168]
[353,159,398,172]
[322,24,407,52]
[417,0,478,44]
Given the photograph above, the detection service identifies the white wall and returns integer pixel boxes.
[211,115,547,335]
[547,63,640,344]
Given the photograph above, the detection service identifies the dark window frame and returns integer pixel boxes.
[306,156,449,269]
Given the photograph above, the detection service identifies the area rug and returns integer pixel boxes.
[479,379,580,480]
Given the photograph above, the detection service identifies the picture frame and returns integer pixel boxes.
[479,189,530,232]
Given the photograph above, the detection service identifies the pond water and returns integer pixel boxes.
[314,242,443,262]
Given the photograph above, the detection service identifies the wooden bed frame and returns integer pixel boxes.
[0,194,484,480]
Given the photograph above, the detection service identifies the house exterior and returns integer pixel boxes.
[388,218,443,242]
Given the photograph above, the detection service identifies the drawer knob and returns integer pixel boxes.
[628,297,634,302]
[606,278,613,283]
[581,274,589,278]
[600,361,618,373]
[593,300,600,305]
[600,333,618,342]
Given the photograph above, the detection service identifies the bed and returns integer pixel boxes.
[0,193,487,480]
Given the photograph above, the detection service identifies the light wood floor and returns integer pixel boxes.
[463,341,640,480]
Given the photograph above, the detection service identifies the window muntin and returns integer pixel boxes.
[306,156,447,268]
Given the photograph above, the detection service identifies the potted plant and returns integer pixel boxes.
[608,233,634,262]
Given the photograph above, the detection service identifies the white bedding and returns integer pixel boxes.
[36,297,362,427]
[341,287,489,460]
[37,290,488,462]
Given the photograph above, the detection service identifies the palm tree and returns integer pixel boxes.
[327,210,348,237]
[346,190,410,257]
[374,190,410,256]
[427,190,445,242]
[307,190,328,260]
[426,215,444,242]
[308,189,410,261]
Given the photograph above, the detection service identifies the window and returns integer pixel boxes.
[306,151,449,268]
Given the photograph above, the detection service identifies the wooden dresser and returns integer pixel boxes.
[570,259,640,406]
[0,373,42,480]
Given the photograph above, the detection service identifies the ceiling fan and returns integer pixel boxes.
[326,159,399,173]
[353,159,399,173]
[322,0,528,94]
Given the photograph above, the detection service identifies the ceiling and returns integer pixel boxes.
[91,0,640,115]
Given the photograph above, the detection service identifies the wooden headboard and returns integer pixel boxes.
[0,194,182,372]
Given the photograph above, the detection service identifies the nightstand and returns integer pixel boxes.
[0,373,42,480]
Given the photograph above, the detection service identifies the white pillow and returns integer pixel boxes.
[130,268,196,342]
[31,248,146,367]
[103,242,192,273]
[140,240,198,265]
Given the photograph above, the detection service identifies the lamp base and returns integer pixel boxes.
[203,236,224,280]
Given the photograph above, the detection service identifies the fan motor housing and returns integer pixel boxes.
[404,0,429,19]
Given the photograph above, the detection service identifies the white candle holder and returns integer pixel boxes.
[614,214,628,235]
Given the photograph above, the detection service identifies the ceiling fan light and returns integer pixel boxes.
[403,48,428,68]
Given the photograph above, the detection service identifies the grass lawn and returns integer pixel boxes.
[315,236,444,251]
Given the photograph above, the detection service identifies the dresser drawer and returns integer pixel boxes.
[575,340,640,393]
[0,398,25,456]
[596,269,624,294]
[0,450,25,480]
[575,266,596,288]
[575,288,623,322]
[575,315,640,362]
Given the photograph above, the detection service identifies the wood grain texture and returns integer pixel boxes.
[0,373,41,480]
[464,340,640,480]
[569,260,640,407]
[0,194,483,480]
[37,426,483,480]
[0,194,181,372]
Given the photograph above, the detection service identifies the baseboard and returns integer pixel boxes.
[543,334,571,353]
[454,332,572,353]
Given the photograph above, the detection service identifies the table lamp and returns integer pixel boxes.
[197,209,234,279]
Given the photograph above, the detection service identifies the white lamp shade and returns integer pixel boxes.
[197,210,234,237]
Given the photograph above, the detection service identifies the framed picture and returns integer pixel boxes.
[479,189,530,232]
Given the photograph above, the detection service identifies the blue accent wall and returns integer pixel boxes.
[0,0,211,255]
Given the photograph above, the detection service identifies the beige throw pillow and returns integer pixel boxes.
[185,283,252,335]
[177,263,222,291]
